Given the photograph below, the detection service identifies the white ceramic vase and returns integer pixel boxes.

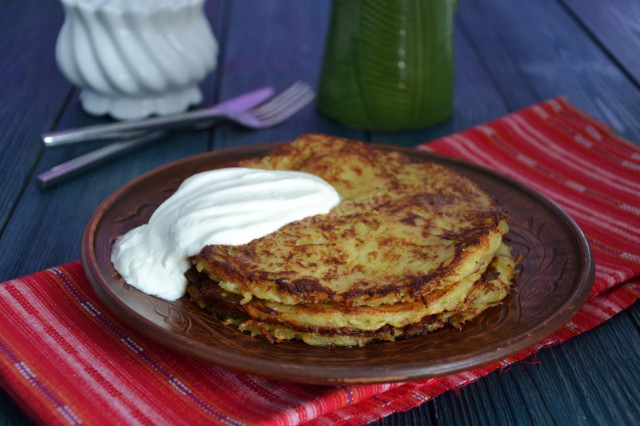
[56,0,218,120]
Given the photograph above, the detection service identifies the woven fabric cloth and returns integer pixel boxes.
[1,97,639,425]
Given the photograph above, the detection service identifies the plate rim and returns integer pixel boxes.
[81,142,594,384]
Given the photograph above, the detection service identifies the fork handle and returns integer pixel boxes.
[37,130,167,189]
[42,109,227,147]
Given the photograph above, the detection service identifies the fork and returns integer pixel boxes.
[42,81,315,147]
[220,80,315,129]
[37,82,316,189]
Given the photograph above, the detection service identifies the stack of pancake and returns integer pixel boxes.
[186,135,516,347]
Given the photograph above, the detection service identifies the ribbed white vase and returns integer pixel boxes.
[56,0,218,120]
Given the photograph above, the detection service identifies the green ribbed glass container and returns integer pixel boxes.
[317,0,458,130]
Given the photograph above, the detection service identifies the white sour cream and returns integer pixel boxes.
[111,167,340,301]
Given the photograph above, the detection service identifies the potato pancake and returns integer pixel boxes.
[187,243,516,347]
[193,134,507,307]
[188,134,516,347]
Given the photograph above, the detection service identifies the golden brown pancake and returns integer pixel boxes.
[187,243,516,347]
[193,135,508,308]
[186,135,516,347]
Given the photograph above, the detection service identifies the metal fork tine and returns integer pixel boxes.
[249,83,301,114]
[256,91,315,121]
[253,92,309,121]
[251,82,312,118]
[249,91,303,119]
[255,90,312,119]
[255,90,315,126]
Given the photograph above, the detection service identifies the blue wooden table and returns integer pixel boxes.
[1,0,639,424]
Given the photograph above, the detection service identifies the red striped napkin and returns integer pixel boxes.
[1,97,639,425]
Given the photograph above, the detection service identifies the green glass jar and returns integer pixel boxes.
[317,0,459,130]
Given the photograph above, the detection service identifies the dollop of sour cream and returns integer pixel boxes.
[111,167,340,301]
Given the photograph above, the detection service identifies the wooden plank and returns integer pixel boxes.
[378,306,640,425]
[524,311,640,424]
[466,377,518,426]
[0,391,32,426]
[628,298,640,328]
[0,1,70,232]
[0,0,229,280]
[562,0,640,88]
[468,368,536,425]
[212,0,364,151]
[457,0,640,144]
[465,373,534,425]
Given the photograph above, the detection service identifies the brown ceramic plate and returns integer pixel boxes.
[82,143,594,385]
